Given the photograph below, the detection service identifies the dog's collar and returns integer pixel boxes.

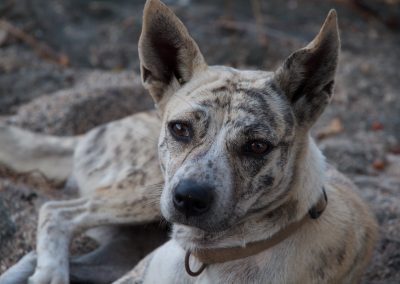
[184,188,328,277]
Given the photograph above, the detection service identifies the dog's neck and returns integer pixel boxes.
[173,134,326,251]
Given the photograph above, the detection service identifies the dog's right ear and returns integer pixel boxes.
[139,0,207,109]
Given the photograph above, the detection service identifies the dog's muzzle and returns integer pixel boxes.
[173,180,214,217]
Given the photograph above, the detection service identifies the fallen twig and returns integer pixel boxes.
[250,0,268,46]
[0,19,69,66]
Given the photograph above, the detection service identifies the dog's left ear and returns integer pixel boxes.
[139,0,207,109]
[275,10,340,129]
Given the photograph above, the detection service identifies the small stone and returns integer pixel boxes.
[372,159,386,170]
[371,121,384,130]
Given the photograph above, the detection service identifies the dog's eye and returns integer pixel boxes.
[168,121,192,141]
[242,140,271,156]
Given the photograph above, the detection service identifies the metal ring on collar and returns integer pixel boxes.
[185,251,207,277]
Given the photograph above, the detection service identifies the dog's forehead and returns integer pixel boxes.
[166,66,292,139]
[169,66,281,112]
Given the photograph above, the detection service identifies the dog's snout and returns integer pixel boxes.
[173,180,214,216]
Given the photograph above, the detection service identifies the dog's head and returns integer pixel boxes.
[139,0,339,232]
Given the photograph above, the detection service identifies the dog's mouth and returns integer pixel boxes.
[173,222,236,247]
[173,216,233,233]
[169,198,271,233]
[164,205,238,233]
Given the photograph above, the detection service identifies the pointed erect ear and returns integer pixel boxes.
[139,0,207,108]
[275,10,340,128]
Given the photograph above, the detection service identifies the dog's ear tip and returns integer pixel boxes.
[321,9,339,36]
[327,9,337,21]
[306,9,339,50]
[143,0,168,17]
[144,0,162,8]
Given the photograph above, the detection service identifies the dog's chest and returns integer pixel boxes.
[196,251,286,284]
[144,240,303,284]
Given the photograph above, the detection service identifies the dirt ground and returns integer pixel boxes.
[0,0,399,283]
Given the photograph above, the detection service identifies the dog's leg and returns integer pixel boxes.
[1,224,166,284]
[28,188,161,284]
[28,198,88,284]
[1,227,165,284]
[0,124,79,182]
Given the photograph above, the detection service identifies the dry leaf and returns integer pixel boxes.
[317,118,343,140]
[372,159,385,170]
[371,121,384,130]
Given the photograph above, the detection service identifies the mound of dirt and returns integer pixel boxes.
[7,71,153,135]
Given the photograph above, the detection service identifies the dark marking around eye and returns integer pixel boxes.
[196,115,210,140]
[242,158,266,177]
[242,140,271,157]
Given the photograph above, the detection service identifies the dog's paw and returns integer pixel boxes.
[0,252,37,284]
[28,268,68,284]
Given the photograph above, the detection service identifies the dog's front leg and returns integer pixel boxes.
[28,198,89,284]
[29,191,160,284]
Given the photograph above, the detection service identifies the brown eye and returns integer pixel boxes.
[169,121,192,142]
[242,140,271,156]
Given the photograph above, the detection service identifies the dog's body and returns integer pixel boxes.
[0,0,377,283]
[120,165,374,284]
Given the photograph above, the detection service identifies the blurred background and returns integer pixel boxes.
[0,0,399,282]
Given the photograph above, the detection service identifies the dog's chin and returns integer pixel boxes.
[164,210,236,233]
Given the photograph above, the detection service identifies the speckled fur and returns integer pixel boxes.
[0,0,377,283]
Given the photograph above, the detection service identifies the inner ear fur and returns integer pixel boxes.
[139,0,207,106]
[275,10,340,128]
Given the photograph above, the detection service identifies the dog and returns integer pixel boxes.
[0,0,377,283]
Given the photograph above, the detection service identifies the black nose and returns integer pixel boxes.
[173,180,214,217]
